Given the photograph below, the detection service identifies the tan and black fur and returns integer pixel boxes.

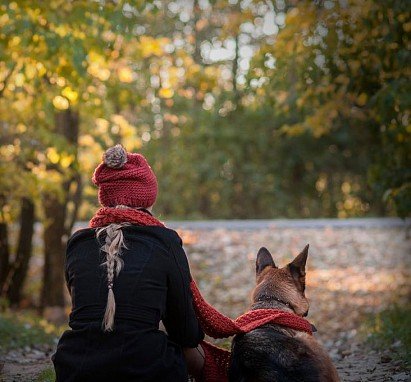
[229,245,339,382]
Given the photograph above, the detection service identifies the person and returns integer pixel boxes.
[52,144,205,382]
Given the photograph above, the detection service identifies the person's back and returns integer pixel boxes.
[52,145,204,381]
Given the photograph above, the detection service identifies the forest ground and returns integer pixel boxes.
[1,221,410,382]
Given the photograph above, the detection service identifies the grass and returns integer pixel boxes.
[35,367,56,382]
[362,304,411,365]
[0,309,64,382]
[0,309,65,352]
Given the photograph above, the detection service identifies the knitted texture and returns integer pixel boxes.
[200,340,230,382]
[89,207,165,229]
[92,149,158,208]
[190,279,313,337]
[87,207,313,382]
[190,279,313,382]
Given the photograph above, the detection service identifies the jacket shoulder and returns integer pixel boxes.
[67,227,96,250]
[123,225,183,247]
[66,225,183,254]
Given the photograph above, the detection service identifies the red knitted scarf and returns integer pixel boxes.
[89,208,313,382]
[89,207,165,229]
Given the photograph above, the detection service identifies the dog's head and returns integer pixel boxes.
[251,245,310,317]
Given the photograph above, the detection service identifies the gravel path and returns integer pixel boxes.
[167,217,410,230]
[1,224,410,382]
[181,226,410,382]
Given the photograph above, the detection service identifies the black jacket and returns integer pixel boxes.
[52,225,204,382]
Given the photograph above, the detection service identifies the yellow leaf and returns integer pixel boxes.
[357,93,368,106]
[61,86,78,103]
[54,25,68,37]
[79,134,94,147]
[10,36,21,47]
[36,62,47,77]
[53,95,69,110]
[60,155,73,168]
[95,118,109,132]
[118,67,133,83]
[0,13,10,27]
[158,87,174,99]
[25,64,37,80]
[46,147,60,164]
[88,50,105,64]
[139,36,164,58]
[16,123,26,133]
[56,77,66,87]
[403,22,411,33]
[14,73,25,87]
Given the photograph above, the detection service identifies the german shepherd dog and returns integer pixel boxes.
[229,245,340,382]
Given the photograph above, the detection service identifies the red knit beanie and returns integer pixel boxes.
[92,144,158,208]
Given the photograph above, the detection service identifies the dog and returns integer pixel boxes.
[229,245,340,382]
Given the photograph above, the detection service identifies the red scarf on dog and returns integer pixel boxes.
[89,207,313,382]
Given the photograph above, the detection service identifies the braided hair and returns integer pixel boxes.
[96,222,129,331]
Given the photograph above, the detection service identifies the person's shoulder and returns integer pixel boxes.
[156,226,183,245]
[67,227,96,250]
[123,225,183,247]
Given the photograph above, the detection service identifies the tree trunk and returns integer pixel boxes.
[0,195,10,293]
[0,223,9,294]
[192,0,202,64]
[41,194,67,307]
[7,198,35,305]
[41,109,80,310]
[232,32,240,107]
[65,172,82,236]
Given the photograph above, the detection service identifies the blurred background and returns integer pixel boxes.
[0,0,410,365]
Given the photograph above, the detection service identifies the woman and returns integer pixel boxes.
[52,145,205,381]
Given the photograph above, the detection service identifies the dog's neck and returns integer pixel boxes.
[251,294,295,314]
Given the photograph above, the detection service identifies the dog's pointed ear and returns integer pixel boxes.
[288,244,309,292]
[256,247,276,275]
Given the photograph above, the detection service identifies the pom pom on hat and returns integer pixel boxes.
[92,144,158,208]
[103,144,128,168]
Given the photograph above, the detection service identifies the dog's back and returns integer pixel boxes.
[230,326,321,382]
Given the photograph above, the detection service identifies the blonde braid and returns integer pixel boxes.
[96,222,129,331]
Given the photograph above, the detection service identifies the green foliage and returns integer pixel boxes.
[248,0,410,217]
[35,368,56,382]
[0,310,64,351]
[0,0,409,220]
[362,305,411,365]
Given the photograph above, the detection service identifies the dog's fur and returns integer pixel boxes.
[229,245,340,382]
